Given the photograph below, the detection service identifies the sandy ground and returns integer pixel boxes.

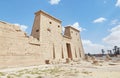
[0,58,120,78]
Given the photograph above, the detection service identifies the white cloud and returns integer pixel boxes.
[103,25,120,46]
[111,19,120,25]
[14,23,28,31]
[49,0,61,5]
[115,0,120,7]
[93,17,106,23]
[62,26,65,32]
[71,22,86,31]
[82,40,105,54]
[62,22,85,34]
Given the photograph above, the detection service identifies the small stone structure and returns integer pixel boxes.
[0,10,85,68]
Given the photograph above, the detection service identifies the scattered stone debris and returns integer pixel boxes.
[105,54,112,61]
[66,58,71,63]
[0,57,120,78]
[85,55,91,62]
[92,60,99,65]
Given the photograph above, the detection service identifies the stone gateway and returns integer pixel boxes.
[0,10,85,68]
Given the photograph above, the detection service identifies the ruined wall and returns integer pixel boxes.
[0,21,45,68]
[0,10,85,68]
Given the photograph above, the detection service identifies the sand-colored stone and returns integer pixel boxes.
[105,54,112,61]
[0,10,85,68]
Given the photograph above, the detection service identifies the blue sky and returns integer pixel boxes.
[0,0,120,54]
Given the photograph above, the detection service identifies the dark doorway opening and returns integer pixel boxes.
[66,43,72,60]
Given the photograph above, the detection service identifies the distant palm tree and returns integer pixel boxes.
[101,49,105,56]
[114,46,119,56]
[116,48,120,55]
[114,46,117,53]
[118,48,120,54]
[109,50,112,54]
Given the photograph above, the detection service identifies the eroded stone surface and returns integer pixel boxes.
[0,10,85,68]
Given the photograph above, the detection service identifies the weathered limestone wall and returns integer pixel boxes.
[0,21,45,68]
[68,27,85,59]
[63,27,85,60]
[31,10,85,61]
[0,10,85,68]
[32,11,64,60]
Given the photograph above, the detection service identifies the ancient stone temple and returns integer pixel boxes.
[0,10,85,68]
